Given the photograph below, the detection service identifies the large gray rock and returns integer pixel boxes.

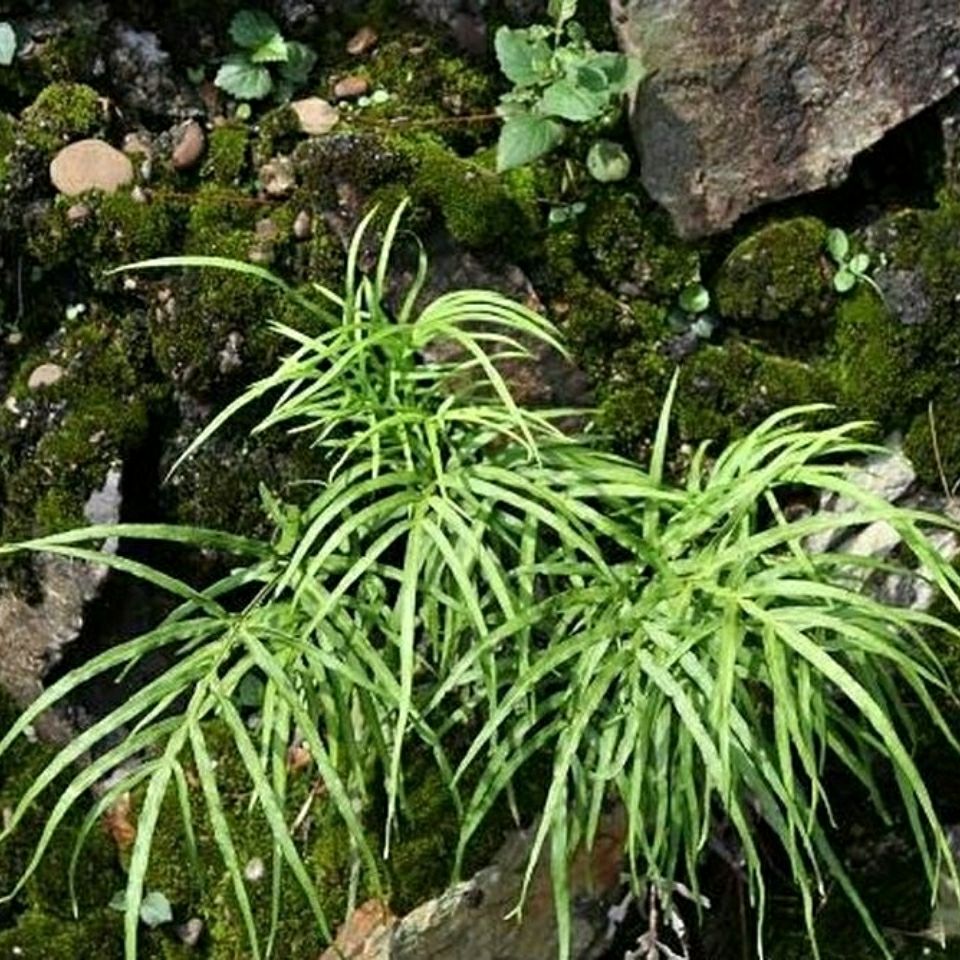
[612,0,960,237]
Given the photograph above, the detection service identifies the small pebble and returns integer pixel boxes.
[333,74,370,100]
[50,140,133,196]
[293,209,312,240]
[66,203,91,225]
[346,25,378,56]
[177,917,204,948]
[291,97,339,135]
[171,119,206,171]
[27,363,65,391]
[244,857,265,882]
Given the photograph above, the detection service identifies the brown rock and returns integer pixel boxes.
[171,119,206,170]
[613,0,960,237]
[50,140,134,196]
[346,26,378,56]
[291,97,340,135]
[334,75,370,100]
[27,362,65,390]
[319,900,396,960]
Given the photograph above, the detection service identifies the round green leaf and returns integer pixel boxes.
[215,56,273,100]
[826,227,849,262]
[679,282,711,314]
[849,252,870,274]
[0,22,16,67]
[833,268,857,293]
[586,140,632,183]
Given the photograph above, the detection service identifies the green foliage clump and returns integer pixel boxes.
[715,216,831,324]
[493,0,643,172]
[20,81,102,155]
[214,9,316,103]
[202,122,250,185]
[4,203,960,960]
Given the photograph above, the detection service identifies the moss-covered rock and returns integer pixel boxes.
[582,191,700,302]
[20,82,104,157]
[400,135,537,252]
[0,309,160,541]
[714,216,831,326]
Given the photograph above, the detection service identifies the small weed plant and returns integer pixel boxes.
[215,9,316,102]
[494,0,644,174]
[1,202,959,960]
[826,227,883,296]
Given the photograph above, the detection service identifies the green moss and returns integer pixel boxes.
[202,122,250,186]
[21,82,102,156]
[27,190,180,277]
[582,192,700,302]
[596,338,834,454]
[254,105,300,169]
[0,113,16,181]
[715,217,831,326]
[831,288,918,424]
[0,312,158,541]
[401,136,537,251]
[0,910,123,959]
[904,387,960,489]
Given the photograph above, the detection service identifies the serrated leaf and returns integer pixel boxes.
[540,79,606,122]
[586,139,631,183]
[679,282,711,314]
[215,55,273,100]
[250,33,288,64]
[140,891,173,929]
[827,227,849,262]
[575,63,609,94]
[495,27,547,88]
[230,9,281,50]
[0,22,16,67]
[497,115,566,172]
[278,41,317,89]
[849,252,870,274]
[833,268,857,293]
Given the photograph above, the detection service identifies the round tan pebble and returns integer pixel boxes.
[27,363,65,390]
[290,97,339,135]
[50,140,134,196]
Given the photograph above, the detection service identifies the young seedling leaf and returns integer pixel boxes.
[216,55,273,100]
[139,891,173,929]
[540,79,606,122]
[497,115,565,171]
[679,282,711,314]
[495,27,546,88]
[833,268,857,293]
[827,227,849,262]
[230,10,281,49]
